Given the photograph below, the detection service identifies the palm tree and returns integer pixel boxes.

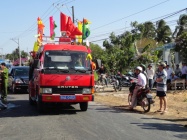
[142,21,156,39]
[173,14,187,38]
[156,19,172,44]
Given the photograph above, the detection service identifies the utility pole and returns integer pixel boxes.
[71,6,75,23]
[0,48,3,59]
[10,38,21,66]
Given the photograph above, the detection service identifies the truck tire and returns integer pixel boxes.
[37,95,44,113]
[80,102,88,111]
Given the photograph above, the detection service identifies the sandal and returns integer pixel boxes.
[161,110,167,114]
[156,109,162,112]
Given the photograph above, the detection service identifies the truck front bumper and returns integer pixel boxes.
[41,94,94,102]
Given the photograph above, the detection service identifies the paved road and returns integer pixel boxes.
[0,93,187,140]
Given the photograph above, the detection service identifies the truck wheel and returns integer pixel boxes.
[80,102,88,111]
[37,95,44,113]
[37,100,44,113]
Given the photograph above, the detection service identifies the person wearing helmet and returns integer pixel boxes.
[155,62,167,113]
[129,66,147,110]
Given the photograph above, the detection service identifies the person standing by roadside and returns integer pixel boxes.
[98,64,108,86]
[174,64,181,77]
[165,65,172,88]
[146,64,155,90]
[181,62,187,79]
[155,62,167,113]
[0,63,9,104]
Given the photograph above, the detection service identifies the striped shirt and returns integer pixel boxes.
[156,69,167,92]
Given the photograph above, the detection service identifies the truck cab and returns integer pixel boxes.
[29,37,94,112]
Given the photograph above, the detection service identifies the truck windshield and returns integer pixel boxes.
[43,51,91,71]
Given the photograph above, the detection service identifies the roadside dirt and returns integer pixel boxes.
[94,88,187,127]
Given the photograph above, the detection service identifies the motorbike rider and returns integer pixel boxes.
[129,66,147,110]
[98,64,108,86]
[116,71,122,86]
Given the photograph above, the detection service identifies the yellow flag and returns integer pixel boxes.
[77,21,82,43]
[33,41,39,52]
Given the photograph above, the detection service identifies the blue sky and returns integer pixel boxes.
[0,0,187,55]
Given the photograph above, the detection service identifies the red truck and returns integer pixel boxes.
[28,37,94,112]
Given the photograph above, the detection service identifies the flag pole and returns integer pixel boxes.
[82,18,84,44]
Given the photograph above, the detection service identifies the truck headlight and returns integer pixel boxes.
[41,88,52,93]
[15,79,23,83]
[82,88,91,94]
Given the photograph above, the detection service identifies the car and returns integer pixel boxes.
[8,66,29,93]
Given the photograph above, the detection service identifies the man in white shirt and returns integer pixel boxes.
[181,62,187,79]
[146,64,155,90]
[165,65,172,85]
[130,66,146,110]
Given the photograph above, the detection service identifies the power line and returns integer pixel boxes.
[90,8,186,41]
[0,0,74,49]
[92,0,170,31]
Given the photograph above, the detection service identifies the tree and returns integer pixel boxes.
[175,32,187,62]
[5,49,28,61]
[142,21,156,39]
[156,19,172,44]
[90,43,105,61]
[173,14,187,38]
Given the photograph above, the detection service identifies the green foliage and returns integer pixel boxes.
[175,32,187,61]
[5,49,28,61]
[156,19,172,43]
[92,14,187,74]
[173,14,187,38]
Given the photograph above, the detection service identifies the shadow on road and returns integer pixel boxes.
[131,121,187,139]
[93,104,144,114]
[0,99,84,118]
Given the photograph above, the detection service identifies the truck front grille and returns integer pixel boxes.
[52,88,83,94]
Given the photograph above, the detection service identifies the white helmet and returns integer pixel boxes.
[136,66,142,72]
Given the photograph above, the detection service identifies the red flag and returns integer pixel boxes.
[71,27,82,36]
[66,17,75,33]
[60,12,68,31]
[60,12,82,39]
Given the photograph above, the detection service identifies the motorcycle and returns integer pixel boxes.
[121,75,132,87]
[108,75,122,92]
[128,78,154,112]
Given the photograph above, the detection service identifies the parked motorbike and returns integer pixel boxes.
[108,75,122,92]
[121,75,132,87]
[128,78,154,112]
[98,74,107,86]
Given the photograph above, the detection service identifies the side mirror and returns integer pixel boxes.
[33,59,40,69]
[8,73,12,76]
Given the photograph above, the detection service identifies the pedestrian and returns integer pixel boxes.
[174,64,181,77]
[165,64,172,88]
[181,62,187,79]
[146,64,155,90]
[0,63,9,104]
[155,62,167,114]
[170,71,179,82]
[98,64,108,86]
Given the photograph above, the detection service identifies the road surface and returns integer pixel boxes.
[0,93,187,140]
